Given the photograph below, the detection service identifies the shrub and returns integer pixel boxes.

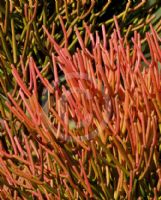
[0,17,161,199]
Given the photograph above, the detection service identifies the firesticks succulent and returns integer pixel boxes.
[0,17,161,199]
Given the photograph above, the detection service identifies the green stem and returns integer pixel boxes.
[11,18,17,64]
[0,26,12,63]
[4,0,9,34]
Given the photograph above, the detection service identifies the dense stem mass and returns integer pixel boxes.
[0,18,161,199]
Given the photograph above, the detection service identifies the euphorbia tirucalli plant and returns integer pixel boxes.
[0,17,161,199]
